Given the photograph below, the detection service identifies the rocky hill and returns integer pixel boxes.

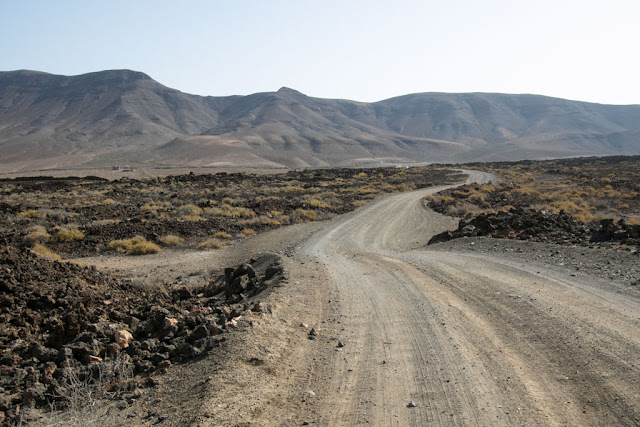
[1,69,639,171]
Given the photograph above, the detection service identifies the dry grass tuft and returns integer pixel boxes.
[23,225,51,246]
[197,238,231,250]
[291,208,317,223]
[158,234,184,247]
[31,244,62,261]
[107,236,161,255]
[214,231,233,240]
[53,227,85,243]
[240,228,256,237]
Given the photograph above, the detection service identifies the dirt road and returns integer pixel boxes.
[296,170,640,426]
[96,170,639,426]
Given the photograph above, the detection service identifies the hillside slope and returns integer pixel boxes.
[1,70,639,171]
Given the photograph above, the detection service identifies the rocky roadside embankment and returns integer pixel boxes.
[429,207,640,248]
[0,236,283,424]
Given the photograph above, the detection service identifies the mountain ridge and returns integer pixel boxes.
[1,69,639,172]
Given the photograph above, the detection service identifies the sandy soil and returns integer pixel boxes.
[80,170,639,426]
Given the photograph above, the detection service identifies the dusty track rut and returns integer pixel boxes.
[93,171,639,426]
[299,171,640,426]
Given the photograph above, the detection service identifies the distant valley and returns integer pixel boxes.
[1,69,639,172]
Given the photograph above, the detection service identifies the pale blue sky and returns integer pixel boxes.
[1,0,639,104]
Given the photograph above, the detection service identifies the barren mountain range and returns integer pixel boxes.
[1,69,639,172]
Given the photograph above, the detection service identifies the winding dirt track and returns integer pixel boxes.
[300,171,640,426]
[92,171,639,426]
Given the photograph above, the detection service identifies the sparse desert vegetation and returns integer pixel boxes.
[107,236,161,255]
[0,167,462,258]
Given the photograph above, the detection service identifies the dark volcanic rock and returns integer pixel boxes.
[429,208,591,245]
[0,242,283,423]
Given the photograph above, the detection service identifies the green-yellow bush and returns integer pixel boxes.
[291,208,317,223]
[127,241,161,255]
[177,204,203,216]
[23,226,50,246]
[309,198,330,208]
[240,228,256,237]
[107,236,161,255]
[32,244,62,261]
[158,235,184,247]
[197,239,230,250]
[20,209,45,219]
[54,227,84,243]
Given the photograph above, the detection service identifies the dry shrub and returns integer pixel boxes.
[445,202,483,218]
[141,201,171,212]
[204,204,255,218]
[182,214,204,222]
[54,227,85,243]
[20,209,45,219]
[198,239,230,250]
[107,236,161,255]
[128,241,161,255]
[35,354,134,426]
[24,226,51,246]
[240,228,256,237]
[31,244,62,261]
[291,208,317,223]
[628,217,640,226]
[239,213,289,226]
[214,231,232,240]
[177,204,203,217]
[478,185,495,193]
[309,198,330,208]
[158,234,184,247]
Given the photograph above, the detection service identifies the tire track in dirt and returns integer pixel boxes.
[299,170,640,426]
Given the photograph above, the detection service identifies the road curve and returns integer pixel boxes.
[300,171,640,426]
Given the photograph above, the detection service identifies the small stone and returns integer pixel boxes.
[337,341,344,348]
[407,400,417,408]
[300,322,309,329]
[207,322,223,335]
[252,302,270,313]
[309,328,317,336]
[115,330,134,349]
[156,360,172,371]
[188,324,210,341]
[164,317,179,328]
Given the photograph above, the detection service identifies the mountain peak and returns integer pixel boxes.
[87,69,152,81]
[277,87,303,95]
